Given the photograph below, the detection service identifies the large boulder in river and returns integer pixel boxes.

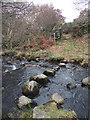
[30,74,50,85]
[17,96,37,109]
[22,81,40,97]
[43,68,56,76]
[82,77,89,86]
[50,93,64,106]
[33,101,77,119]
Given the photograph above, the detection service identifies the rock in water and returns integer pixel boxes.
[53,66,60,71]
[17,95,37,109]
[30,74,50,85]
[0,87,4,92]
[50,92,64,106]
[22,81,40,97]
[59,63,66,67]
[67,82,76,90]
[33,101,77,119]
[82,77,89,86]
[43,68,56,76]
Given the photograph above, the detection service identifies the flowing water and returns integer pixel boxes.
[2,57,89,119]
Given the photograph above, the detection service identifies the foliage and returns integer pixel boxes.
[47,34,88,64]
[36,35,53,49]
[2,2,65,49]
[20,104,32,118]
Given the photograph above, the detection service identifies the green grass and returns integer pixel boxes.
[43,51,53,57]
[21,104,32,118]
[39,102,77,118]
[31,51,40,58]
[43,51,61,59]
[51,53,61,59]
[2,49,17,56]
[32,47,40,52]
[57,41,62,46]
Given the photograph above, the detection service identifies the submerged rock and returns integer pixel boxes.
[33,101,77,119]
[17,95,37,109]
[82,77,89,86]
[50,92,64,106]
[67,82,76,90]
[43,68,56,76]
[30,74,50,85]
[22,81,40,97]
[59,63,66,67]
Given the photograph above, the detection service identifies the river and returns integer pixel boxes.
[2,56,89,119]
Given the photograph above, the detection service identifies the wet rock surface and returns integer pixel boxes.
[30,74,50,85]
[43,68,56,76]
[17,95,36,109]
[59,63,66,67]
[22,81,40,97]
[50,92,64,105]
[82,77,89,86]
[67,82,76,90]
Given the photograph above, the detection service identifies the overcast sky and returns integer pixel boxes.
[28,0,80,22]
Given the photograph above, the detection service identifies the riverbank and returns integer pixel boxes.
[2,34,88,67]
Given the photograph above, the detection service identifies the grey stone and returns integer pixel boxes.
[33,107,50,118]
[53,66,60,71]
[0,87,4,92]
[30,74,50,85]
[22,81,40,96]
[82,77,89,86]
[17,95,36,109]
[67,82,76,90]
[33,101,77,119]
[50,92,64,105]
[59,63,66,67]
[43,68,56,76]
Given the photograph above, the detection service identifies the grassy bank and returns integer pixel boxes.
[2,34,88,66]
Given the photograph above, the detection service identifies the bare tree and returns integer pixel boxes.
[73,0,89,10]
[35,4,65,35]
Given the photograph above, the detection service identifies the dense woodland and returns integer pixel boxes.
[2,1,89,50]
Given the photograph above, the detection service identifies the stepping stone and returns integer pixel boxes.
[59,63,66,67]
[17,95,37,109]
[30,74,50,85]
[43,68,56,76]
[82,77,89,86]
[53,66,60,71]
[50,92,64,105]
[33,101,77,119]
[22,81,40,97]
[67,82,76,90]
